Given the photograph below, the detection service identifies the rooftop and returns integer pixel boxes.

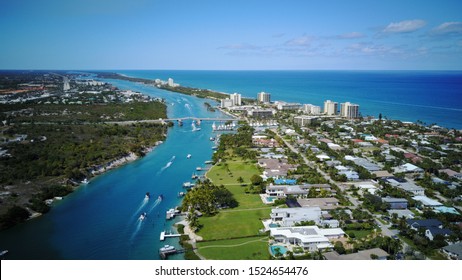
[323,248,389,260]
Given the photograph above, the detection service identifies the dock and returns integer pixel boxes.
[160,231,182,241]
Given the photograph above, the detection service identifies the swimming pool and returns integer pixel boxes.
[266,196,278,203]
[270,245,288,256]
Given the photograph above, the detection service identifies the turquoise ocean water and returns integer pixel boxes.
[0,70,461,260]
[120,70,462,129]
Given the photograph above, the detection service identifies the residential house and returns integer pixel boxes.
[382,197,408,209]
[323,248,389,260]
[412,196,443,208]
[425,227,453,241]
[270,226,345,252]
[394,163,424,174]
[270,207,322,227]
[442,242,462,260]
[406,218,452,240]
[439,169,462,180]
[266,184,332,198]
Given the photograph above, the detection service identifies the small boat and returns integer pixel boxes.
[210,137,215,141]
[187,154,192,159]
[81,178,89,184]
[159,244,176,253]
[145,192,151,199]
[178,192,185,197]
[192,173,198,179]
[204,160,213,164]
[196,167,202,171]
[158,194,163,200]
[183,182,194,188]
[139,212,147,221]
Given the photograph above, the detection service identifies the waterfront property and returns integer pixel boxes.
[270,207,322,227]
[270,226,345,252]
[266,184,333,198]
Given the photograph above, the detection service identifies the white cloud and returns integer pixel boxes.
[382,19,426,33]
[430,22,462,36]
[284,36,314,47]
[337,32,365,39]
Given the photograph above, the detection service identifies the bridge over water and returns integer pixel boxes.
[105,117,239,126]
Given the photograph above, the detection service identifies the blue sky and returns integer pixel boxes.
[1,0,461,70]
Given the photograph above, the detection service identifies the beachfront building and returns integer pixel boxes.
[220,98,234,108]
[230,93,242,106]
[257,91,271,104]
[323,100,338,115]
[294,115,318,127]
[340,102,360,119]
[167,78,179,87]
[247,109,274,118]
[270,226,345,252]
[303,104,322,115]
[270,207,322,227]
[276,101,302,111]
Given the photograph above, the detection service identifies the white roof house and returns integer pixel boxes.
[270,226,345,252]
[270,207,322,227]
[412,196,443,207]
[395,163,424,173]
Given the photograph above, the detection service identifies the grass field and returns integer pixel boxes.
[345,229,374,239]
[198,208,271,240]
[207,159,260,185]
[196,155,274,259]
[226,184,270,210]
[197,236,270,260]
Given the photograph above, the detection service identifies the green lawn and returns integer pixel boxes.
[198,208,271,240]
[225,184,269,210]
[345,229,374,239]
[207,160,260,185]
[197,236,270,260]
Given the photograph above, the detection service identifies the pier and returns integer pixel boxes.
[160,231,182,241]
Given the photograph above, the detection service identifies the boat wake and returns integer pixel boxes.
[147,196,162,213]
[131,197,149,220]
[184,103,193,114]
[130,219,144,241]
[157,156,176,174]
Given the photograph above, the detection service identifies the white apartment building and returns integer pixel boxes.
[230,93,242,106]
[340,102,360,118]
[220,98,234,108]
[294,115,318,127]
[303,104,321,115]
[257,91,271,103]
[323,100,338,115]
